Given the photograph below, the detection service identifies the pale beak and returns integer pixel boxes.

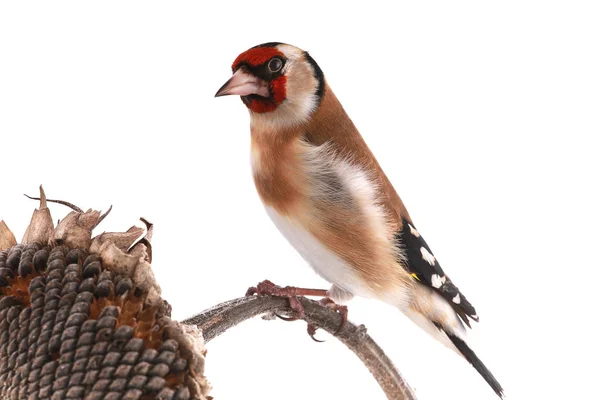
[215,68,270,98]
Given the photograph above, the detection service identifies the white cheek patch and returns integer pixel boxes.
[250,93,318,131]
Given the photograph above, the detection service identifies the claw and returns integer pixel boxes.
[306,298,348,341]
[274,313,298,322]
[307,323,325,343]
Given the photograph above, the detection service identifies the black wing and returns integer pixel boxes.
[395,218,479,327]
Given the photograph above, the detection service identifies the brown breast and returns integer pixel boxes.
[250,126,307,216]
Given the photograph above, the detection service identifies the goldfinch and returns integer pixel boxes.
[216,42,504,398]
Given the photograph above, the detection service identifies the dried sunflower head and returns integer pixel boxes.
[0,187,210,400]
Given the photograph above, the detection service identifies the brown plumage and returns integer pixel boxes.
[250,105,407,293]
[216,42,504,398]
[305,83,413,228]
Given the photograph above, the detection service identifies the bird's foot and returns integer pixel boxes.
[245,280,349,342]
[246,279,328,320]
[307,298,348,342]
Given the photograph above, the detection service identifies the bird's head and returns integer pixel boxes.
[215,42,325,128]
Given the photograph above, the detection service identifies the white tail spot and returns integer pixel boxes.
[452,294,461,304]
[420,247,436,266]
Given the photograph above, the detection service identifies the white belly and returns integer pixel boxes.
[265,206,375,299]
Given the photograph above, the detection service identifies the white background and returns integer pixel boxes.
[1,2,599,399]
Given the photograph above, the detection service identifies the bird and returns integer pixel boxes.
[215,42,504,398]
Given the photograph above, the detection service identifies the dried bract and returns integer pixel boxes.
[21,186,54,245]
[0,221,16,251]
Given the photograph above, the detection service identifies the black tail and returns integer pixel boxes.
[446,333,504,398]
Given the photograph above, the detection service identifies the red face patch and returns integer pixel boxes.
[233,45,288,114]
[245,75,287,113]
[232,46,284,70]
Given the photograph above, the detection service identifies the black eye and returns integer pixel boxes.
[268,58,283,73]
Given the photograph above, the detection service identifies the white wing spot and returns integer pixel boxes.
[420,247,436,266]
[453,294,461,304]
[408,224,420,237]
[431,274,444,288]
